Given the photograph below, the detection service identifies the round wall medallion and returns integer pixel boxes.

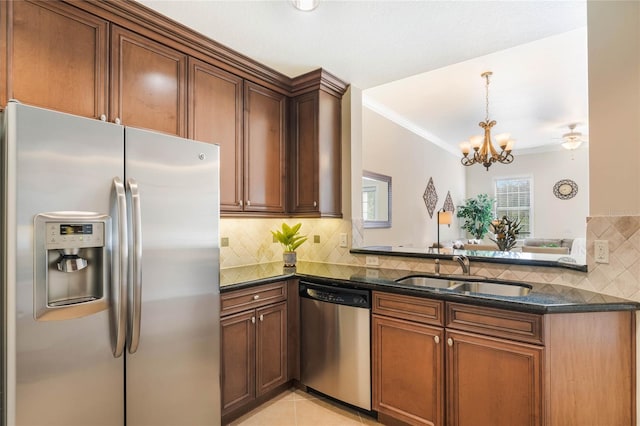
[553,179,578,200]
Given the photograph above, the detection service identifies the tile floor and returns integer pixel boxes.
[228,388,384,426]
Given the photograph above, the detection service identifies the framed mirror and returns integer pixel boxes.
[362,171,392,228]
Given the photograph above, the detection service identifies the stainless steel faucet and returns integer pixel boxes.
[453,254,470,275]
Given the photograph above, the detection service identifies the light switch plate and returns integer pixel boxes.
[339,233,348,248]
[365,256,379,267]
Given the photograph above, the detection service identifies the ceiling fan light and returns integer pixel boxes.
[292,0,319,11]
[562,140,583,150]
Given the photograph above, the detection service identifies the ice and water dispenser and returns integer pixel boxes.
[34,212,111,320]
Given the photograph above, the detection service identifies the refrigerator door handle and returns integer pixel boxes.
[112,177,128,358]
[126,178,142,354]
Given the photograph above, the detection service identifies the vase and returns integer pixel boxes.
[283,251,297,267]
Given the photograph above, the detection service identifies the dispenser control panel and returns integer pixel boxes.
[45,222,105,250]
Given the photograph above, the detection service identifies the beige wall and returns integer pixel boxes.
[588,0,640,215]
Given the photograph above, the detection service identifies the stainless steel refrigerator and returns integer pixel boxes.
[1,101,221,426]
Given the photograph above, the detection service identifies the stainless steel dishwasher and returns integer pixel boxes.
[299,281,372,411]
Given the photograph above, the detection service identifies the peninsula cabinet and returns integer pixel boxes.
[372,292,635,426]
[220,281,289,422]
[1,0,109,118]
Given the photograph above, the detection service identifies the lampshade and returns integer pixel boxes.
[291,0,319,11]
[438,211,452,225]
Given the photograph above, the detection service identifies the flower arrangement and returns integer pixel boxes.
[489,215,521,251]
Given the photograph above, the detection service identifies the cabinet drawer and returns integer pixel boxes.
[222,281,287,316]
[446,302,544,345]
[373,291,444,326]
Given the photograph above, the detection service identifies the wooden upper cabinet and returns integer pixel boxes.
[188,58,244,212]
[290,89,342,217]
[2,0,108,118]
[110,25,187,136]
[243,81,286,214]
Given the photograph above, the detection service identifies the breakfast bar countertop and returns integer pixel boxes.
[219,261,640,314]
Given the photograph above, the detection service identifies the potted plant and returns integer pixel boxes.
[456,194,494,241]
[271,222,308,266]
[489,215,522,251]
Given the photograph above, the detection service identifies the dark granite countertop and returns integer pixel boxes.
[220,261,639,314]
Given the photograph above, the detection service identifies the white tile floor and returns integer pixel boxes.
[228,388,383,426]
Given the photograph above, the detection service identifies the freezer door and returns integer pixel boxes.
[124,127,220,426]
[3,102,125,426]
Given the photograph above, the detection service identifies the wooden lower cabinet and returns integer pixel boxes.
[373,315,444,426]
[446,330,542,426]
[220,282,289,423]
[373,292,636,426]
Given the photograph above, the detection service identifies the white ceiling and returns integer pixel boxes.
[139,0,589,153]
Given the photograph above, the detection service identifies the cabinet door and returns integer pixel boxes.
[290,92,319,214]
[317,90,342,217]
[256,302,288,396]
[243,81,286,213]
[446,330,542,426]
[373,315,444,426]
[110,25,187,136]
[3,0,108,118]
[188,58,243,212]
[221,310,256,415]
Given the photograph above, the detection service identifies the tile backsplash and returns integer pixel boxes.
[220,215,640,302]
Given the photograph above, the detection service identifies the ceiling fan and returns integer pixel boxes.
[560,123,588,150]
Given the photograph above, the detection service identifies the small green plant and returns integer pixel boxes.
[489,215,522,251]
[456,194,494,240]
[271,222,308,252]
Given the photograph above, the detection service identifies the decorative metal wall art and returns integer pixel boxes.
[443,191,455,213]
[423,177,438,218]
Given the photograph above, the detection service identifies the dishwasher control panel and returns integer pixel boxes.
[299,282,371,308]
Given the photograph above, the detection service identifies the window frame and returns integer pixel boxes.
[493,175,534,237]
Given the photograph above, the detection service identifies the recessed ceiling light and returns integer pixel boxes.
[291,0,319,12]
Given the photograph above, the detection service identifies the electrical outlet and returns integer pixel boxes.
[220,237,229,247]
[365,256,379,267]
[339,233,348,248]
[594,240,609,263]
[314,235,320,243]
[366,269,379,279]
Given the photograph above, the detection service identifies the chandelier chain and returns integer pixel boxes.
[485,73,490,122]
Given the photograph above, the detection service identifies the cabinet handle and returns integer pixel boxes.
[114,117,121,125]
[246,200,251,206]
[259,314,264,322]
[253,295,260,300]
[99,114,107,122]
[447,338,453,347]
[434,336,440,344]
[251,316,255,324]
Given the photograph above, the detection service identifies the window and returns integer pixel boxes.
[494,176,532,237]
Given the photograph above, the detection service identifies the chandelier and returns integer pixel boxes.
[459,71,515,171]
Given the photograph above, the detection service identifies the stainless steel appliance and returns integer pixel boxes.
[299,281,372,411]
[1,101,221,426]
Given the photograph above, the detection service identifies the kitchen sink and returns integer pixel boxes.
[450,281,531,297]
[395,276,458,289]
[395,275,531,297]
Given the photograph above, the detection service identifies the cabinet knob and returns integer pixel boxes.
[434,336,440,344]
[447,338,453,347]
[251,316,255,324]
[259,314,264,322]
[114,117,121,125]
[253,295,260,300]
[246,200,251,206]
[99,114,107,122]
[239,200,243,207]
[313,201,317,207]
